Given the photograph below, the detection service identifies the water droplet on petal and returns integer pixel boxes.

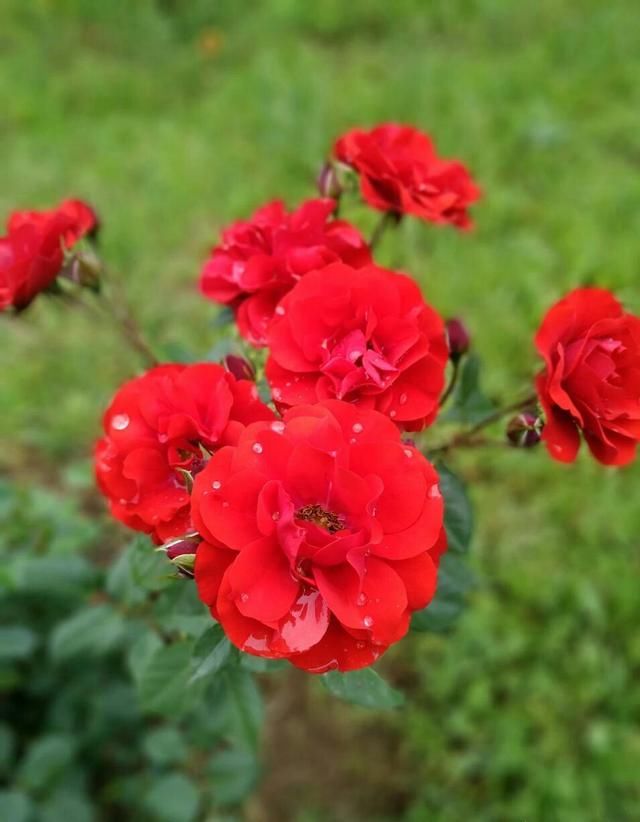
[158,433,168,444]
[275,305,285,316]
[252,442,263,454]
[111,413,130,431]
[349,437,357,444]
[240,592,249,603]
[222,501,230,508]
[272,511,280,521]
[363,615,374,628]
[211,480,221,490]
[356,641,366,650]
[389,410,397,418]
[404,448,413,458]
[399,393,408,405]
[352,423,363,434]
[356,593,368,606]
[271,421,285,434]
[272,388,282,401]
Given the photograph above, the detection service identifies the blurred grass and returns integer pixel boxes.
[1,0,640,819]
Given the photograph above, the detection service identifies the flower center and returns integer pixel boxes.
[296,503,344,534]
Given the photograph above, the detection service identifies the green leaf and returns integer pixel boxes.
[209,747,260,807]
[0,791,34,822]
[443,354,495,424]
[143,773,200,822]
[438,464,473,554]
[127,628,162,683]
[206,337,239,362]
[239,655,289,674]
[412,553,474,633]
[12,555,95,595]
[137,640,194,715]
[49,605,126,662]
[321,669,404,709]
[142,726,188,766]
[16,734,76,794]
[107,537,173,605]
[221,668,264,751]
[189,624,234,684]
[0,723,15,777]
[210,305,235,329]
[39,790,94,822]
[0,626,37,661]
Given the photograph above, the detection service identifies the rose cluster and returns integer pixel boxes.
[7,121,639,673]
[93,123,475,671]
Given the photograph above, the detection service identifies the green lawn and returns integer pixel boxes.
[2,1,640,819]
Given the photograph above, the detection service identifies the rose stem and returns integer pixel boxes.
[429,392,538,455]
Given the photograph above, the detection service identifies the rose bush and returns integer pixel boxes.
[200,198,370,346]
[265,262,448,430]
[535,287,640,466]
[95,363,273,542]
[0,198,97,310]
[191,400,446,672]
[7,119,638,723]
[333,123,481,228]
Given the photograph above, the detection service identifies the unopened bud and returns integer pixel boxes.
[62,250,103,292]
[506,410,542,448]
[445,317,471,361]
[316,162,342,199]
[223,354,256,382]
[163,534,200,561]
[161,534,201,578]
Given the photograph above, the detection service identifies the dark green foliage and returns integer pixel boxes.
[0,483,261,818]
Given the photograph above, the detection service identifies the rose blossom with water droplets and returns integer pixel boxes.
[191,400,447,673]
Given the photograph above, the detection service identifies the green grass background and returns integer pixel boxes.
[2,1,640,819]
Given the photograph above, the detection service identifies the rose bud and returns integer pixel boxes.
[223,354,256,382]
[506,410,543,448]
[445,317,471,361]
[62,249,103,291]
[162,534,201,578]
[316,162,342,199]
[164,535,201,560]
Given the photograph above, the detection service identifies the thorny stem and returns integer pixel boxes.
[63,277,158,369]
[99,287,158,369]
[369,211,401,251]
[429,392,539,455]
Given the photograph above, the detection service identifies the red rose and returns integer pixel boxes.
[535,287,640,466]
[333,123,481,229]
[0,199,97,311]
[199,198,371,346]
[192,400,446,672]
[95,363,273,543]
[264,262,448,431]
